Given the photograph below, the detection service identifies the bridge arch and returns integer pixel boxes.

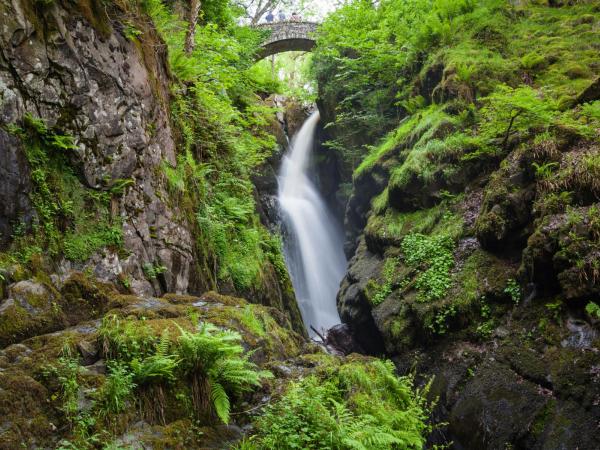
[253,21,318,60]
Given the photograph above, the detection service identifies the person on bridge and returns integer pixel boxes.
[278,11,286,22]
[265,11,274,23]
[291,12,301,22]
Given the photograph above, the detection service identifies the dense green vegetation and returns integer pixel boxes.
[313,0,600,175]
[240,357,431,450]
[2,0,599,447]
[314,0,600,336]
[0,0,293,296]
[0,1,436,448]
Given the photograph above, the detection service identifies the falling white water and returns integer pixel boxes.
[278,111,347,337]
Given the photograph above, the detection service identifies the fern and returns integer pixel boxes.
[252,358,430,449]
[175,322,271,424]
[209,379,231,424]
[130,353,179,385]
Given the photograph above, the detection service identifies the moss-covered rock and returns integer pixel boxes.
[0,285,312,448]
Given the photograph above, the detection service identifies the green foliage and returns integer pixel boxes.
[100,315,270,425]
[142,262,167,280]
[585,302,600,320]
[142,0,288,293]
[123,20,142,41]
[401,233,455,302]
[366,257,398,306]
[238,304,266,336]
[63,226,123,262]
[479,85,558,146]
[44,344,81,423]
[545,298,563,323]
[97,362,136,415]
[249,358,431,449]
[476,297,494,338]
[4,113,123,264]
[532,161,559,180]
[315,0,600,176]
[176,322,270,424]
[131,330,179,385]
[504,279,521,304]
[428,304,457,335]
[99,315,157,362]
[354,113,422,178]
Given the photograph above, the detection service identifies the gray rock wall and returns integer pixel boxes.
[0,0,194,295]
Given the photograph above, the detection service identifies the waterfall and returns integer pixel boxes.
[278,111,347,337]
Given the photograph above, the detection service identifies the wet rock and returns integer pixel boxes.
[522,205,600,299]
[83,359,107,376]
[561,317,597,349]
[337,238,386,354]
[0,129,32,248]
[575,76,600,104]
[324,323,365,355]
[475,149,536,250]
[0,280,63,347]
[449,363,549,449]
[77,339,98,365]
[8,280,55,313]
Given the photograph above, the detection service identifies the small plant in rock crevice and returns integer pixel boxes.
[428,304,457,335]
[476,297,495,338]
[585,301,600,320]
[142,262,168,280]
[504,279,521,304]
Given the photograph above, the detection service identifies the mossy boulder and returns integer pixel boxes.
[0,285,313,449]
[475,149,536,250]
[522,205,600,299]
[449,363,551,449]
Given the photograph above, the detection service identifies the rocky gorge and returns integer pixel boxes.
[0,0,599,449]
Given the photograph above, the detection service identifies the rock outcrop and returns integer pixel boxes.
[0,0,192,296]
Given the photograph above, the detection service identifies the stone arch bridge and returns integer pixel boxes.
[253,21,318,60]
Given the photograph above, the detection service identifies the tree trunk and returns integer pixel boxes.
[185,0,202,55]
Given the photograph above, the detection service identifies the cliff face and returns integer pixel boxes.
[314,1,600,448]
[0,0,305,334]
[0,0,193,295]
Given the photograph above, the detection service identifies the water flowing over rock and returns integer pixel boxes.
[278,112,347,336]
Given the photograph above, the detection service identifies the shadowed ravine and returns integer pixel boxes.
[278,111,347,336]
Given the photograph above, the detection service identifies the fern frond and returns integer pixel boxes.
[209,379,231,424]
[157,329,170,357]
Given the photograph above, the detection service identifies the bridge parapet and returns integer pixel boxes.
[253,21,318,60]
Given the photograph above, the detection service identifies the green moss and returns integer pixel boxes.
[365,257,399,306]
[366,200,463,248]
[531,399,556,437]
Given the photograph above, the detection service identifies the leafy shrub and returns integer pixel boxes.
[428,304,458,335]
[100,315,270,425]
[44,345,81,423]
[247,358,431,449]
[585,302,600,320]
